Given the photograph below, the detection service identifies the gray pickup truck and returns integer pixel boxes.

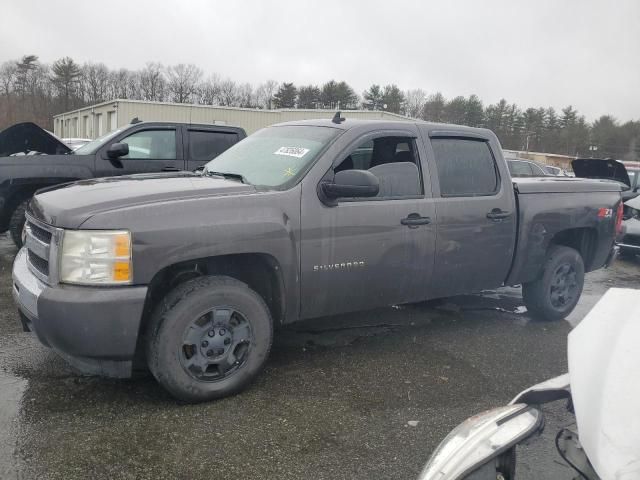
[12,117,621,402]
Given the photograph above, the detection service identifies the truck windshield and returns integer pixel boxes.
[203,125,341,188]
[74,127,127,155]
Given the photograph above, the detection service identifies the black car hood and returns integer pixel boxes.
[0,122,72,156]
[29,172,257,228]
[572,158,630,188]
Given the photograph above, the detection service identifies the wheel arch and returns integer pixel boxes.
[134,252,286,369]
[548,227,598,271]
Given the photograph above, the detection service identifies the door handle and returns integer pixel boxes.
[162,166,181,172]
[486,209,512,220]
[401,213,431,228]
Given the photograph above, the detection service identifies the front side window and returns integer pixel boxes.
[74,126,127,155]
[333,136,423,199]
[189,130,238,161]
[121,130,176,159]
[431,138,499,196]
[204,125,341,188]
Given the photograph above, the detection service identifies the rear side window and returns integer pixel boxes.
[508,160,533,177]
[431,139,499,196]
[189,130,238,161]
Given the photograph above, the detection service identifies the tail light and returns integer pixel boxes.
[616,202,624,235]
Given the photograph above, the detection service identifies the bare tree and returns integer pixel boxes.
[216,78,240,106]
[81,63,110,104]
[237,83,255,108]
[139,62,166,101]
[108,68,136,100]
[166,63,202,103]
[404,89,426,118]
[198,74,221,105]
[255,79,278,109]
[0,61,17,97]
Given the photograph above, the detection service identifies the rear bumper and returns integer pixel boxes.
[605,244,619,267]
[618,242,640,253]
[12,248,148,378]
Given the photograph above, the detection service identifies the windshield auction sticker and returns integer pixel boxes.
[273,147,310,158]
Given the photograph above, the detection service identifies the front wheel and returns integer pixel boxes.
[522,245,584,321]
[146,276,273,403]
[9,199,29,248]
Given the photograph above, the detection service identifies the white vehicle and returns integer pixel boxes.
[419,288,640,480]
[618,195,640,258]
[61,137,91,151]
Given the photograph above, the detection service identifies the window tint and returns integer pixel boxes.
[189,130,238,161]
[431,139,499,196]
[121,130,176,159]
[508,160,533,177]
[531,163,546,176]
[334,136,422,198]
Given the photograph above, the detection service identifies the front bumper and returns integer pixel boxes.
[12,248,148,378]
[618,219,640,253]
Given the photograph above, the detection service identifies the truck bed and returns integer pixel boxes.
[514,177,623,194]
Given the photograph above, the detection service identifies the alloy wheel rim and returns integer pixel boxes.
[549,263,578,309]
[179,307,252,382]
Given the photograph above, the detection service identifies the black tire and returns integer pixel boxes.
[146,275,273,403]
[522,245,584,321]
[9,199,29,248]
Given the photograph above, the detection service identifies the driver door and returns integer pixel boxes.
[96,126,184,176]
[299,130,436,319]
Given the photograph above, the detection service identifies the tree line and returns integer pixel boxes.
[1,54,638,159]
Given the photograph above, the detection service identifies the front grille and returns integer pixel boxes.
[28,221,52,244]
[622,234,640,247]
[27,249,49,276]
[24,216,56,283]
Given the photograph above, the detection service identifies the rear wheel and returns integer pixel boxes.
[146,275,273,403]
[9,199,29,248]
[523,245,584,321]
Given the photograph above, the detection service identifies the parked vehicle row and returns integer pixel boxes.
[0,120,246,247]
[12,117,622,402]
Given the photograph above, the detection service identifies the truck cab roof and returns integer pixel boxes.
[271,118,495,138]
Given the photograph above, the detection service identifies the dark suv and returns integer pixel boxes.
[0,120,246,246]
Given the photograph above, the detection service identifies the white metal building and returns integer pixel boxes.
[53,99,412,139]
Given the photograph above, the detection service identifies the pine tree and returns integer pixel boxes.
[273,82,297,108]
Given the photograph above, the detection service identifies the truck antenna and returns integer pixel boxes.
[332,111,345,124]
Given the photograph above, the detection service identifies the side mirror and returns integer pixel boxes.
[321,169,379,202]
[107,142,129,159]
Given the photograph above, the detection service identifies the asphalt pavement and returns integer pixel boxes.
[0,235,638,480]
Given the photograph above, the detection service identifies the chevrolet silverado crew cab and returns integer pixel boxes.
[12,117,621,402]
[0,120,246,247]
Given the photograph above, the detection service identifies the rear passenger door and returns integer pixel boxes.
[185,128,240,171]
[423,133,517,297]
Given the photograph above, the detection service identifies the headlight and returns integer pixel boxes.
[60,230,132,285]
[418,404,542,480]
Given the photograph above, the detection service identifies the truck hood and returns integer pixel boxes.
[626,195,640,210]
[572,158,630,188]
[567,288,640,480]
[29,172,257,228]
[0,122,72,156]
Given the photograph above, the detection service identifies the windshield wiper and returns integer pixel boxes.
[205,170,250,185]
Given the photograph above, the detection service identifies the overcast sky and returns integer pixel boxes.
[1,0,638,121]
